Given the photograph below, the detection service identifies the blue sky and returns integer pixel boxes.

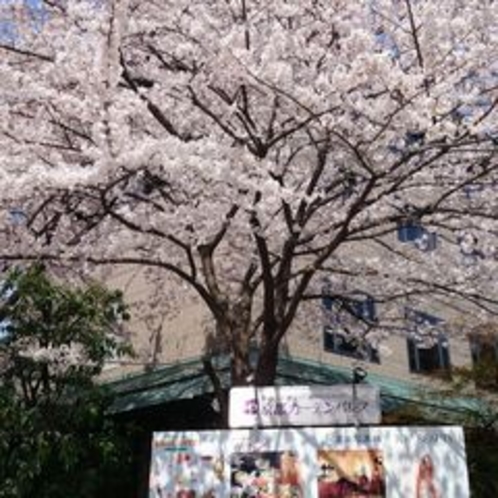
[0,0,45,43]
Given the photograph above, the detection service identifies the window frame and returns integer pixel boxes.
[322,291,380,364]
[405,308,451,375]
[323,327,380,364]
[468,331,498,390]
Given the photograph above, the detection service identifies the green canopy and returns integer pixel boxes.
[107,354,484,422]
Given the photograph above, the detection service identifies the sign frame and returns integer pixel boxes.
[229,384,381,428]
[149,425,470,498]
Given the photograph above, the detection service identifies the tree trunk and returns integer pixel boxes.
[202,357,229,426]
[254,339,279,386]
[231,334,253,386]
[225,297,254,387]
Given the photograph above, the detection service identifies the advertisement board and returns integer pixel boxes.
[149,426,469,497]
[229,385,381,428]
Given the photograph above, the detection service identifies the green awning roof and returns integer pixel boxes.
[107,354,485,420]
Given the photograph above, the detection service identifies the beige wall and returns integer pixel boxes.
[98,264,476,387]
[284,327,473,386]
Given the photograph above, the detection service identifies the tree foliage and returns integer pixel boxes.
[0,264,134,498]
[1,1,498,386]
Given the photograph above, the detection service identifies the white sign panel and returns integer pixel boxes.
[149,426,470,498]
[229,385,381,428]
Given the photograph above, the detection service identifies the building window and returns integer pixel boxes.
[468,332,498,390]
[457,232,484,266]
[322,292,380,364]
[397,220,424,243]
[8,207,27,225]
[323,328,380,363]
[397,221,437,252]
[463,182,485,199]
[407,335,450,374]
[405,308,450,375]
[413,230,437,252]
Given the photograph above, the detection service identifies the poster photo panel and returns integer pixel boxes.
[149,426,470,498]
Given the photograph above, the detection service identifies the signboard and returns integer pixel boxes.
[149,426,470,498]
[229,385,381,428]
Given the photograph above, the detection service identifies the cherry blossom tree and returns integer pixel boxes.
[1,0,498,388]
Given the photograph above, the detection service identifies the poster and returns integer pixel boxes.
[149,426,470,498]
